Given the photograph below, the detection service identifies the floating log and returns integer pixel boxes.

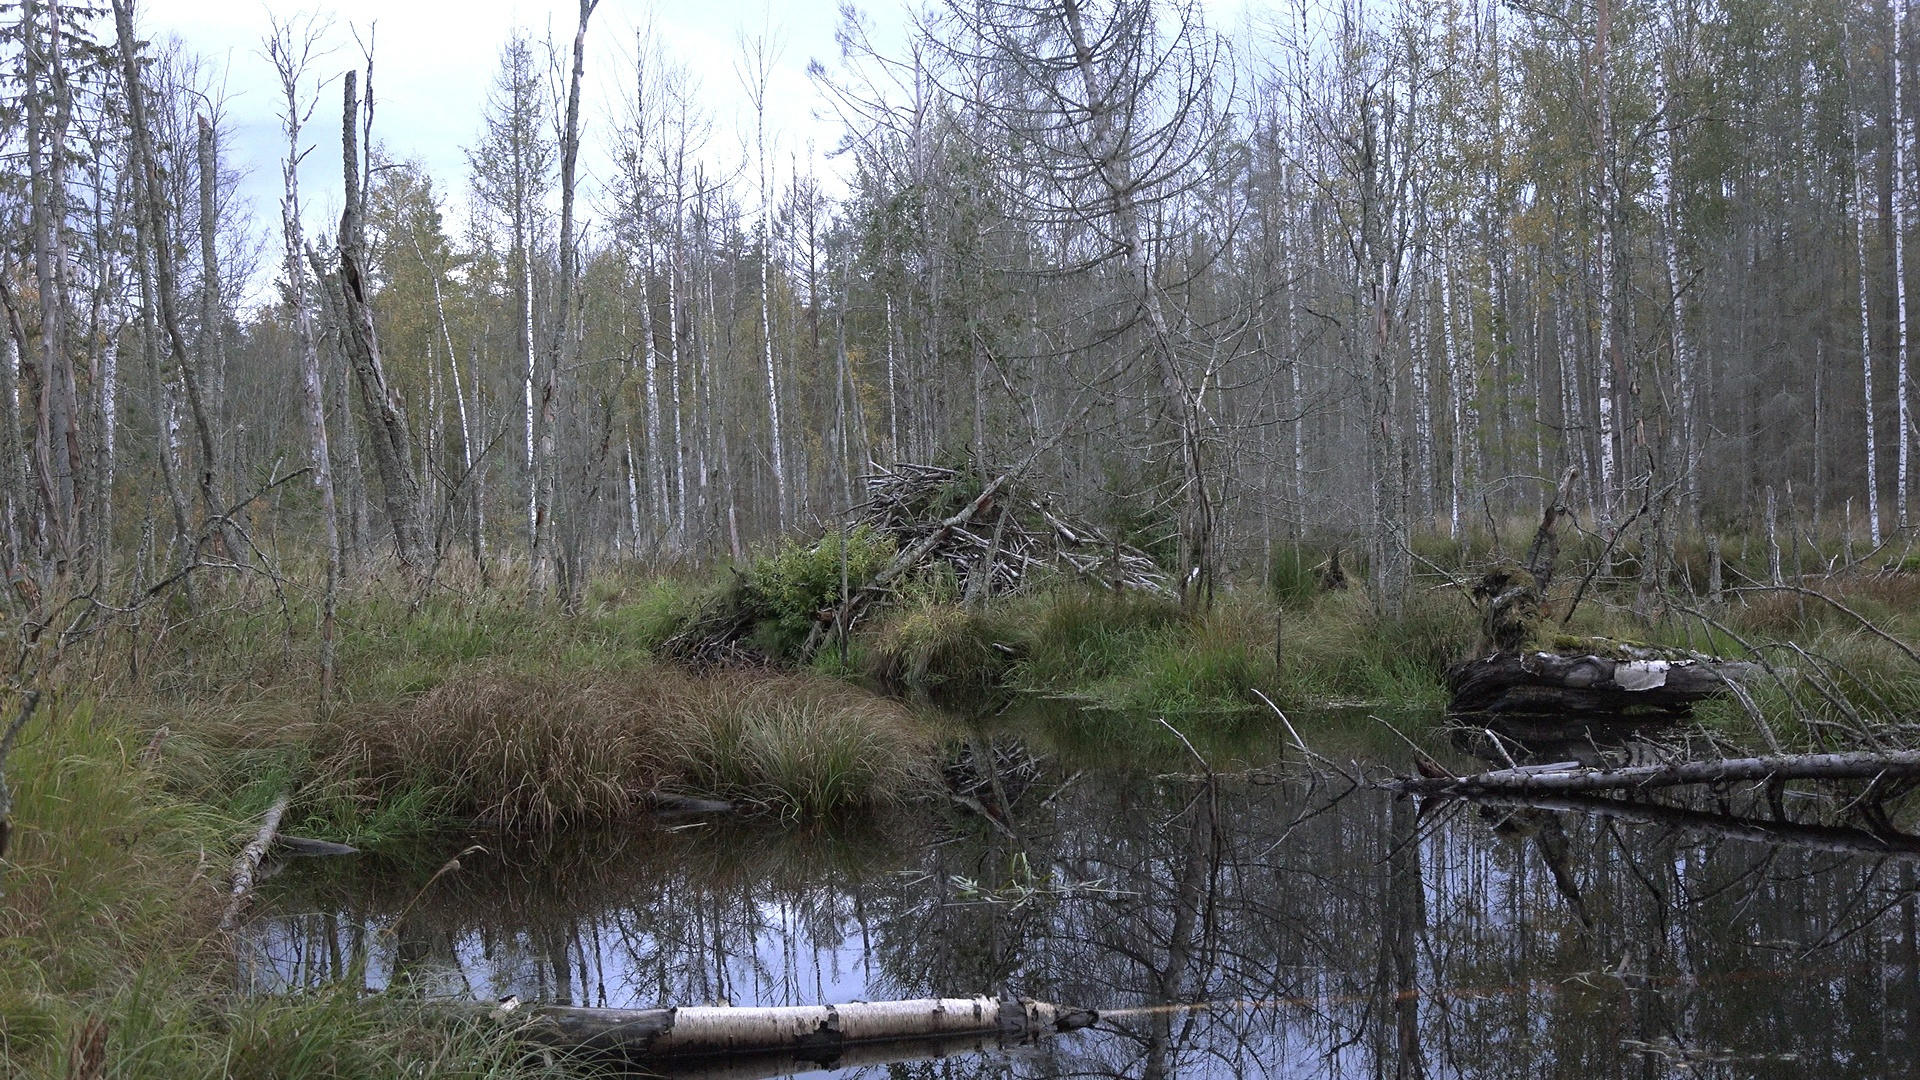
[1447,651,1758,718]
[1390,749,1920,797]
[504,996,1095,1059]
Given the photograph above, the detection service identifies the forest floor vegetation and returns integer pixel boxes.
[9,525,1920,1076]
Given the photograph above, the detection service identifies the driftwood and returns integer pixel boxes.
[1448,651,1757,718]
[1391,749,1920,797]
[218,792,290,931]
[500,996,1095,1058]
[1450,790,1920,862]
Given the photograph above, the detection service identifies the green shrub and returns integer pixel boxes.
[748,526,897,653]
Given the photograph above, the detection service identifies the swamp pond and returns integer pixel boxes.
[246,722,1920,1079]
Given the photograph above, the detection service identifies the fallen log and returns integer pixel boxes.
[218,792,290,931]
[503,995,1096,1058]
[1390,749,1920,797]
[1441,790,1920,862]
[1447,651,1759,717]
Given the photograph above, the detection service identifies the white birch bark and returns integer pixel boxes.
[1894,0,1912,527]
[1850,21,1884,547]
[637,244,666,528]
[267,14,341,696]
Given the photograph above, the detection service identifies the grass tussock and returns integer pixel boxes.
[289,662,932,830]
[866,598,1015,696]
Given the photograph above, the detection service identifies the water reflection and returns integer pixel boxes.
[249,740,1920,1078]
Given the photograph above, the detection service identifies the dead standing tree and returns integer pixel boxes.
[310,66,431,573]
[531,0,600,602]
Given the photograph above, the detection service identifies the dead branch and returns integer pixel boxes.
[1390,749,1920,797]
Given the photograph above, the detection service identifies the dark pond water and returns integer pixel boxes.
[248,730,1920,1078]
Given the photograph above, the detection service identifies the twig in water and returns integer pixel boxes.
[1154,717,1212,777]
[1251,688,1357,784]
[387,844,487,937]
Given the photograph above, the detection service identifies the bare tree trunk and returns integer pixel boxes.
[28,0,77,562]
[1662,92,1700,535]
[1059,0,1213,607]
[742,32,788,531]
[1443,246,1470,539]
[114,0,229,564]
[638,243,667,531]
[1850,22,1885,547]
[531,0,599,600]
[321,70,430,572]
[196,115,228,515]
[1895,0,1913,528]
[268,12,342,701]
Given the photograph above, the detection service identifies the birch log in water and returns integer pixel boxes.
[507,996,1096,1057]
[218,792,289,931]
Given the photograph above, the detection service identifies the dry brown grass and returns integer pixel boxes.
[298,662,933,830]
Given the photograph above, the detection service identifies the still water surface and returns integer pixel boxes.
[248,732,1920,1078]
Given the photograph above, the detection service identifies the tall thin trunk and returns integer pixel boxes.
[29,0,76,560]
[532,0,599,599]
[638,244,667,528]
[1895,0,1913,527]
[667,230,688,543]
[1060,0,1212,606]
[325,69,430,571]
[885,295,900,458]
[1410,262,1435,530]
[268,14,341,699]
[116,0,227,561]
[196,116,227,506]
[1851,21,1884,547]
[1443,250,1470,538]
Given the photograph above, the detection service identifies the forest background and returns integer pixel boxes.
[5,0,1913,626]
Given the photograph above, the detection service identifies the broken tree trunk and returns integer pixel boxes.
[1390,749,1920,797]
[218,792,290,931]
[1448,651,1758,717]
[503,996,1096,1057]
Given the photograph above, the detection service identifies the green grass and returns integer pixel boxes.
[0,697,578,1080]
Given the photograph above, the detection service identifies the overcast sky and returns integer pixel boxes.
[141,1,889,276]
[137,0,1249,301]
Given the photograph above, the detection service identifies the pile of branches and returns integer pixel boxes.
[856,462,1170,599]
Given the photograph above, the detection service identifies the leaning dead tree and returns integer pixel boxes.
[311,68,431,571]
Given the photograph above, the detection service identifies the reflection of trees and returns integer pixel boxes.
[247,759,1919,1077]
